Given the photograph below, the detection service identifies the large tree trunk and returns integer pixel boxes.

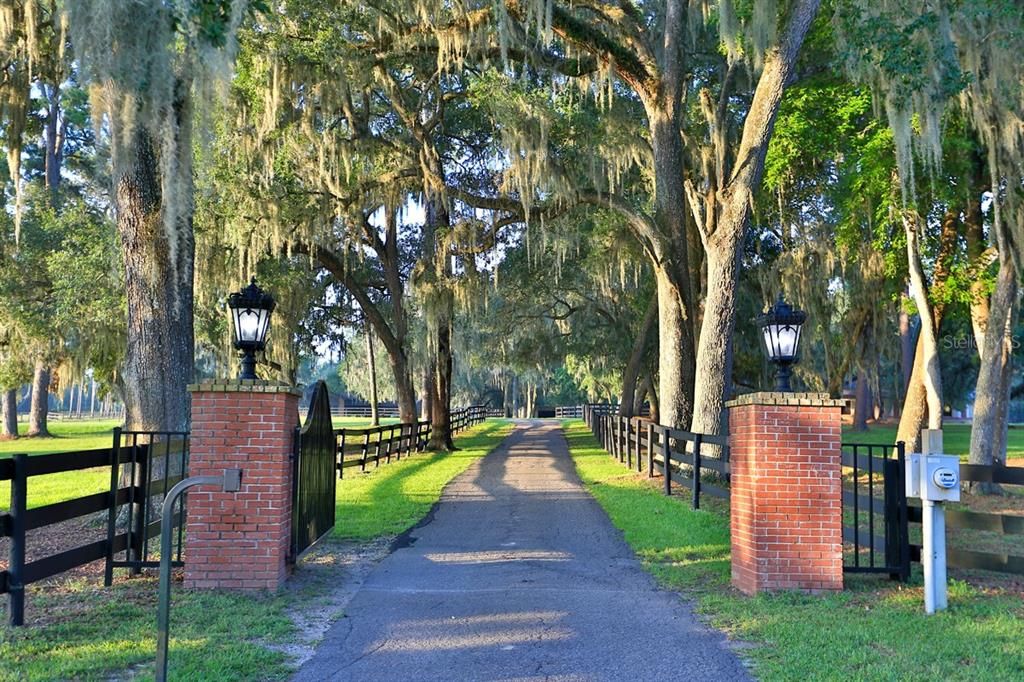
[903,213,943,432]
[689,0,821,437]
[421,366,433,422]
[27,360,51,437]
[898,304,915,411]
[853,369,872,431]
[691,218,743,436]
[654,264,695,428]
[620,294,658,418]
[649,113,697,430]
[366,328,379,426]
[117,107,194,433]
[969,261,1017,476]
[428,305,455,451]
[1,388,17,439]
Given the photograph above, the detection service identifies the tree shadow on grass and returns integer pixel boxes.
[333,421,511,541]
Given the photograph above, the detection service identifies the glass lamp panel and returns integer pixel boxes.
[236,308,262,342]
[254,308,271,346]
[775,325,799,359]
[762,326,778,360]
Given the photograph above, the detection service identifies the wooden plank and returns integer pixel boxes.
[959,464,1024,486]
[24,488,132,531]
[666,449,694,467]
[699,457,730,475]
[701,481,731,500]
[0,458,11,480]
[843,525,886,553]
[907,505,1024,535]
[0,512,8,537]
[840,451,890,473]
[24,448,115,476]
[946,547,1024,575]
[843,490,885,515]
[22,535,126,584]
[701,433,728,448]
[0,569,7,593]
[665,428,697,442]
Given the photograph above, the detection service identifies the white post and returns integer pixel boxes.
[921,429,948,614]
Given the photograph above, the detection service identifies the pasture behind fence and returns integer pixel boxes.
[1,430,188,626]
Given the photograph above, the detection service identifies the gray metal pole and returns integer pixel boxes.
[156,470,242,682]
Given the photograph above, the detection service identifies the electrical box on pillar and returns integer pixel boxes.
[906,429,960,615]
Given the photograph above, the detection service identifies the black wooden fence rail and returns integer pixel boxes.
[840,445,1024,578]
[583,410,729,509]
[334,406,490,478]
[911,463,1024,576]
[1,430,188,627]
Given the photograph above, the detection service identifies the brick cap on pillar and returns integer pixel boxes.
[187,380,302,396]
[725,391,845,408]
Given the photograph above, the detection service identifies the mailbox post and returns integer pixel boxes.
[906,429,959,614]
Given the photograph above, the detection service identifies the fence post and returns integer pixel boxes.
[8,454,27,626]
[692,433,703,510]
[662,434,672,495]
[361,432,370,471]
[884,441,911,581]
[129,438,149,575]
[647,423,654,478]
[625,418,632,468]
[338,431,346,480]
[630,417,638,471]
[104,427,122,587]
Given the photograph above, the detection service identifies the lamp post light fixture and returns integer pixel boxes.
[227,278,276,381]
[756,294,806,392]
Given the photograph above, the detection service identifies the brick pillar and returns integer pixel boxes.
[726,392,844,595]
[184,381,299,591]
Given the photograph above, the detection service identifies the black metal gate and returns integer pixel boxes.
[841,441,910,581]
[105,429,190,583]
[291,380,337,559]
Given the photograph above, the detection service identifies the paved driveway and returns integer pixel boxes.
[294,421,750,681]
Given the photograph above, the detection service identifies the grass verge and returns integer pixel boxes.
[0,419,512,681]
[334,419,512,539]
[563,419,1024,681]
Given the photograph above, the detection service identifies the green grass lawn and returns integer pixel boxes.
[333,416,399,429]
[843,422,1024,460]
[0,419,122,457]
[0,419,513,681]
[334,419,512,539]
[564,419,1024,681]
[0,420,121,511]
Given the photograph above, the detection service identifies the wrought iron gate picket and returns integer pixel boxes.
[841,441,910,581]
[291,381,337,559]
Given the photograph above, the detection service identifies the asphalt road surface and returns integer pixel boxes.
[293,420,750,681]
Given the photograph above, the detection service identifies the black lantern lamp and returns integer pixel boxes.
[755,294,806,392]
[228,278,276,381]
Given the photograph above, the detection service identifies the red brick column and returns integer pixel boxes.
[184,381,299,591]
[726,392,844,595]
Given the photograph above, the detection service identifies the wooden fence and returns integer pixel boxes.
[839,446,1024,578]
[334,406,490,477]
[1,431,187,626]
[585,411,729,509]
[910,464,1024,576]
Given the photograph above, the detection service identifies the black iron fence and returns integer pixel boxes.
[585,411,729,509]
[1,429,188,626]
[840,442,910,581]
